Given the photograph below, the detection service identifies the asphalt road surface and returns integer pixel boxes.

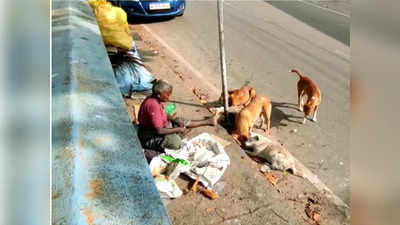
[138,0,350,204]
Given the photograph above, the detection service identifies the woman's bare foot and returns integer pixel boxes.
[210,111,223,126]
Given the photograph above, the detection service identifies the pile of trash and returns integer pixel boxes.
[88,0,154,97]
[89,0,133,50]
[149,133,230,199]
[109,42,154,97]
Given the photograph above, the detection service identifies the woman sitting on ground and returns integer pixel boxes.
[137,79,218,151]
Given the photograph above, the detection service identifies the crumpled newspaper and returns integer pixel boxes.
[165,133,230,188]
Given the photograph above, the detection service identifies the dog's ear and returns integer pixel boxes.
[249,88,256,98]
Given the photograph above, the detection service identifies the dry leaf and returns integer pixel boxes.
[200,99,208,104]
[265,173,276,186]
[313,212,321,222]
[305,204,313,219]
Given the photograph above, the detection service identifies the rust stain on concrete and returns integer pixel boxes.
[86,179,103,200]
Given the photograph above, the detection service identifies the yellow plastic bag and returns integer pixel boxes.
[88,0,109,9]
[91,1,133,51]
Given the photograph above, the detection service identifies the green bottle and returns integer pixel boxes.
[165,102,176,115]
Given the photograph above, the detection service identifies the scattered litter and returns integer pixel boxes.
[154,175,182,199]
[312,212,321,222]
[304,195,322,224]
[264,173,277,186]
[149,154,189,177]
[112,42,155,96]
[290,129,297,133]
[175,71,185,81]
[149,133,229,199]
[201,188,219,200]
[164,133,230,188]
[190,178,200,192]
[260,164,271,173]
[307,197,317,204]
[149,156,168,177]
[164,161,187,180]
[339,161,344,166]
[200,99,208,104]
[190,87,210,104]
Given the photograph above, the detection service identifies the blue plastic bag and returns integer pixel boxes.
[113,61,154,96]
[112,41,154,96]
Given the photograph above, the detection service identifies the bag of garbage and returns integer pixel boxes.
[113,60,154,96]
[88,0,109,8]
[164,133,230,188]
[154,175,183,199]
[92,1,133,50]
[149,154,189,178]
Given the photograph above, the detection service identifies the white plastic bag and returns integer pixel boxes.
[154,175,182,199]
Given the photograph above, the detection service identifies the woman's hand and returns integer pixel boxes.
[177,126,187,133]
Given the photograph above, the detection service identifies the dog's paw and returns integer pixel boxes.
[302,118,307,124]
[312,118,318,123]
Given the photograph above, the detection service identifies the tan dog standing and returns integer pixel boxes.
[226,86,256,107]
[290,69,321,124]
[212,86,256,115]
[231,95,272,145]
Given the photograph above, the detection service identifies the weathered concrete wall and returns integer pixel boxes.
[51,0,171,224]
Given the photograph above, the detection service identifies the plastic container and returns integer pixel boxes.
[165,102,176,115]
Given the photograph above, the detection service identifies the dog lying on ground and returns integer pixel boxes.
[290,69,321,124]
[244,133,299,176]
[231,95,272,145]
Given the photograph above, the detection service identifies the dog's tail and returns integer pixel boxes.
[290,69,303,79]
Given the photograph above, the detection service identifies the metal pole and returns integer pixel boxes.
[217,0,229,121]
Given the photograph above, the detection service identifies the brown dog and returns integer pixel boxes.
[220,86,256,107]
[231,95,272,145]
[290,69,321,124]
